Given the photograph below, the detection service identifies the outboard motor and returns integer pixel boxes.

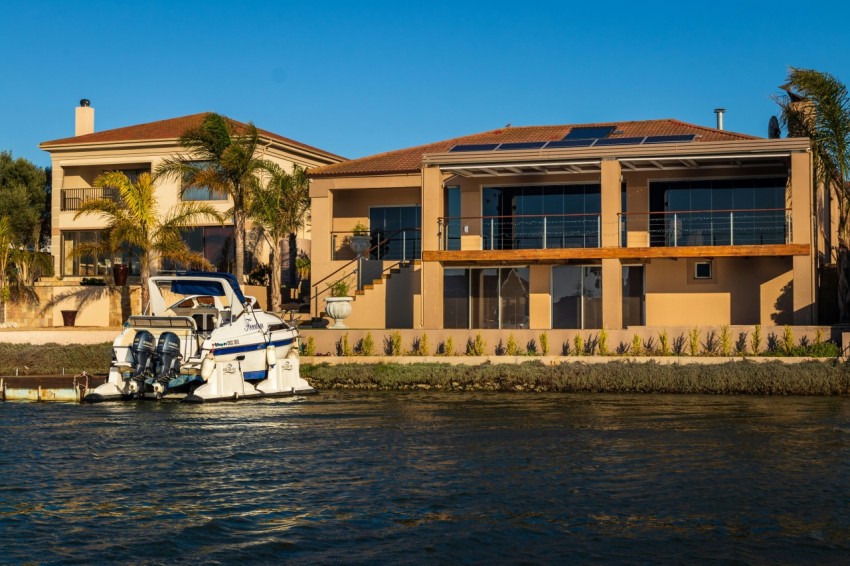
[155,332,182,383]
[130,330,156,377]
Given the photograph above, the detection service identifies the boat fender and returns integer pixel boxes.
[200,353,215,380]
[266,345,277,367]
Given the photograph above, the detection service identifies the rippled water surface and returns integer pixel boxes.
[2,392,850,564]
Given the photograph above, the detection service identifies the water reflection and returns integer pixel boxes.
[1,392,849,563]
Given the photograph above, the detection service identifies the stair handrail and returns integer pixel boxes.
[310,228,421,318]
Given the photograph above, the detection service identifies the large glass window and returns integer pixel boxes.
[622,265,645,327]
[444,267,529,329]
[552,265,602,329]
[162,226,235,273]
[482,184,600,249]
[60,230,141,277]
[369,205,421,260]
[648,177,786,246]
[181,161,228,201]
[444,186,461,250]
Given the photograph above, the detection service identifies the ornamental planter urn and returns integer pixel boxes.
[324,296,353,328]
[348,235,371,257]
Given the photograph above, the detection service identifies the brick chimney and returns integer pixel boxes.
[75,99,94,136]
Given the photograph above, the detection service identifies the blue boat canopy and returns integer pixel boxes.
[173,272,247,305]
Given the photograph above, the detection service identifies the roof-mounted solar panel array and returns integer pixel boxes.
[563,126,616,140]
[448,132,697,152]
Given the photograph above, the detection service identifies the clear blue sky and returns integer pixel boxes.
[2,0,849,167]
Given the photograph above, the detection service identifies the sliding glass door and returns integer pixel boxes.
[444,267,530,329]
[552,265,602,329]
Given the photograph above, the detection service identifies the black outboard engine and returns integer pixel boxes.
[130,330,156,377]
[155,332,182,384]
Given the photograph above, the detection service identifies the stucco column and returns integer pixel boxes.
[418,166,444,328]
[600,159,622,248]
[51,162,64,276]
[790,150,814,324]
[529,265,551,329]
[601,258,622,329]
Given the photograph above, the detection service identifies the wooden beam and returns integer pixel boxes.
[423,243,810,263]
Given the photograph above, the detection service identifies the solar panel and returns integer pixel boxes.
[544,139,597,149]
[496,141,548,150]
[563,126,615,140]
[643,134,697,144]
[449,144,500,152]
[594,137,646,146]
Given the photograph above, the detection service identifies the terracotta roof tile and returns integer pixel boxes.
[41,113,345,161]
[310,119,757,177]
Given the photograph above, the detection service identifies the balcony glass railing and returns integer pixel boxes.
[619,209,791,247]
[438,214,601,251]
[331,230,421,261]
[60,187,122,211]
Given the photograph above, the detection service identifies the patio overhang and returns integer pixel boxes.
[423,138,810,178]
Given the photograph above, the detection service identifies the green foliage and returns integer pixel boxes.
[390,331,403,356]
[658,330,671,356]
[466,332,486,356]
[80,277,106,286]
[0,151,48,248]
[506,334,520,356]
[0,342,113,375]
[327,278,351,297]
[247,263,270,285]
[337,333,353,356]
[303,336,316,356]
[443,336,455,356]
[413,333,430,356]
[295,253,311,281]
[629,334,641,356]
[672,334,686,355]
[702,330,719,356]
[539,332,549,356]
[302,359,850,395]
[752,325,762,356]
[782,325,795,355]
[561,341,571,356]
[598,328,609,356]
[573,334,584,357]
[361,332,375,356]
[688,327,700,356]
[526,339,538,356]
[719,325,732,357]
[351,222,369,236]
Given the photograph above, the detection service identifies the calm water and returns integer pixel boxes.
[2,392,850,564]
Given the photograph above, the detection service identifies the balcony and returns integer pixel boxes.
[438,213,601,251]
[619,208,791,247]
[60,187,122,211]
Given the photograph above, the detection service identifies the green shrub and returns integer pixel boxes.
[782,325,795,355]
[719,325,732,357]
[752,325,762,356]
[672,334,686,355]
[809,341,840,358]
[443,336,455,356]
[573,334,584,357]
[561,341,571,356]
[540,332,550,355]
[526,339,538,355]
[599,329,609,356]
[629,334,642,356]
[337,333,353,356]
[658,330,670,356]
[702,330,719,356]
[642,336,656,356]
[0,342,113,375]
[303,336,316,356]
[466,332,486,356]
[735,332,748,356]
[361,332,375,356]
[506,334,520,356]
[391,331,403,356]
[415,334,430,356]
[688,327,700,356]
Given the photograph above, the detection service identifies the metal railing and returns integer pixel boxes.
[438,213,601,251]
[61,187,122,211]
[618,208,791,247]
[331,230,421,261]
[312,228,421,318]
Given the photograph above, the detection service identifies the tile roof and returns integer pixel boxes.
[310,119,757,178]
[41,112,345,160]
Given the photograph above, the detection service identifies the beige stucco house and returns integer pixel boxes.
[309,119,833,337]
[29,101,344,326]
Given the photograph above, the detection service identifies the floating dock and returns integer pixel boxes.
[1,374,108,402]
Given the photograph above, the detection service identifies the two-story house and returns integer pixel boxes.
[309,119,829,334]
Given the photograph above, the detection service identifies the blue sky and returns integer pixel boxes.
[2,0,849,167]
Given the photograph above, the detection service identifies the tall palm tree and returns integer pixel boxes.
[155,113,270,283]
[74,171,223,313]
[777,68,850,321]
[249,163,310,312]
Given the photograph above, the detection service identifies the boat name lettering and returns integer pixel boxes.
[243,319,264,333]
[213,339,240,348]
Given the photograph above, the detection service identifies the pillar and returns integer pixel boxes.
[419,166,445,328]
[529,265,551,328]
[600,158,622,248]
[790,151,814,324]
[601,258,622,329]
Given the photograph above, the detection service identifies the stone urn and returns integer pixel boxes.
[324,297,353,328]
[348,235,371,257]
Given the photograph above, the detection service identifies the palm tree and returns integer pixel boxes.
[155,113,270,283]
[777,68,850,321]
[0,215,14,305]
[249,163,310,312]
[73,171,223,313]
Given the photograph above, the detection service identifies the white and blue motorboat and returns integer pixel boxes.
[85,272,315,403]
